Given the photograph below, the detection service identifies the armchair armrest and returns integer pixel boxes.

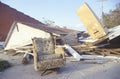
[55,47,65,59]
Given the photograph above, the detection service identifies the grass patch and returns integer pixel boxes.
[0,59,11,72]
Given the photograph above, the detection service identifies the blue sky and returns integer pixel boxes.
[1,0,120,31]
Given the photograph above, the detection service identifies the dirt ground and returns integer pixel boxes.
[1,49,120,79]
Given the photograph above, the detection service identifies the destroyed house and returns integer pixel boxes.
[3,20,79,50]
[4,21,75,50]
[0,2,79,46]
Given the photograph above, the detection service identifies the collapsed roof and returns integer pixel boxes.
[0,2,78,42]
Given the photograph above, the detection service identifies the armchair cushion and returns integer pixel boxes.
[33,38,54,55]
[38,59,65,71]
[38,54,62,61]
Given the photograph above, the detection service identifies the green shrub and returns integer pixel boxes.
[0,59,11,72]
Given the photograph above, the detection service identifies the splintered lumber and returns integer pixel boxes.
[73,45,120,57]
[64,44,83,61]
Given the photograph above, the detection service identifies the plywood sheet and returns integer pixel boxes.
[77,3,108,40]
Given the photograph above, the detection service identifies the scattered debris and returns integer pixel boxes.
[62,32,81,46]
[73,45,120,57]
[22,51,33,65]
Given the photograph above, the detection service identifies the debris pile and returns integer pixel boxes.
[62,32,79,46]
[73,45,120,57]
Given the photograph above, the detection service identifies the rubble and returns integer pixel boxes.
[73,45,120,57]
[62,32,80,46]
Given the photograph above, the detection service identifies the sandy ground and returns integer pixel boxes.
[0,49,120,79]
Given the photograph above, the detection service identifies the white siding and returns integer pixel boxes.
[5,23,51,50]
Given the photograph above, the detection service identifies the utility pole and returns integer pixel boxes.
[97,0,107,24]
[97,0,108,33]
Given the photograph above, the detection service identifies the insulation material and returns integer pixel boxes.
[62,32,79,46]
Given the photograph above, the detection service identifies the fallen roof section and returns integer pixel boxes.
[19,21,69,36]
[4,21,53,50]
[108,25,120,40]
[4,21,79,50]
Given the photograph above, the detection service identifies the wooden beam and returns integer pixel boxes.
[32,39,38,71]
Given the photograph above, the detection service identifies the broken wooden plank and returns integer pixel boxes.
[64,44,83,61]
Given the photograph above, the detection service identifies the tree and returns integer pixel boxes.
[102,3,120,28]
[44,19,55,26]
[42,17,60,28]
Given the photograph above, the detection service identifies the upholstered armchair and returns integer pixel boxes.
[32,37,65,75]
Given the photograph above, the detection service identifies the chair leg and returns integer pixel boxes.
[41,68,59,76]
[41,69,48,76]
